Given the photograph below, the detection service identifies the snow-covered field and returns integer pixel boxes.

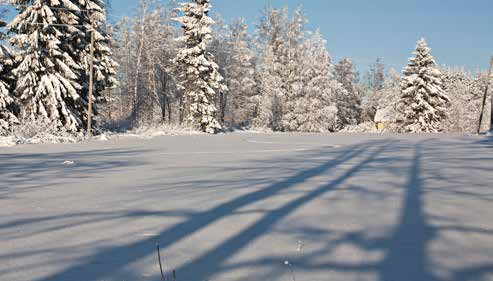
[1,133,493,281]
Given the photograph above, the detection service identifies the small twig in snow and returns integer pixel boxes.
[157,244,166,281]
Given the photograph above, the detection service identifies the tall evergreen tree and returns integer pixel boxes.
[8,0,85,131]
[8,0,115,132]
[0,17,17,134]
[174,0,226,133]
[400,38,450,132]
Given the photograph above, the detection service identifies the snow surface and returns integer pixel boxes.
[1,133,493,281]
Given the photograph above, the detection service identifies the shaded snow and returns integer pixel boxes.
[1,133,492,281]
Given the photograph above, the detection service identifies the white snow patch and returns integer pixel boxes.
[340,122,379,133]
[115,124,203,139]
[0,136,16,147]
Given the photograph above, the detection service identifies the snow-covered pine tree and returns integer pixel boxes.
[8,0,85,132]
[224,19,257,127]
[334,58,361,126]
[399,38,450,132]
[0,18,18,134]
[173,0,226,133]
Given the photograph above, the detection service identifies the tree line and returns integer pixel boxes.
[0,0,490,136]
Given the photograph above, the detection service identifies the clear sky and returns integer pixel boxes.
[110,0,492,72]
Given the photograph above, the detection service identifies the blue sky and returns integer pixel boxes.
[7,0,491,73]
[110,0,492,73]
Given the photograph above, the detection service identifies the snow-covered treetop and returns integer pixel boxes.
[174,0,214,51]
[401,38,448,100]
[403,38,439,77]
[335,58,355,94]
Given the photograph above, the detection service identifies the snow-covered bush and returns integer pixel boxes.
[399,38,449,132]
[10,120,84,144]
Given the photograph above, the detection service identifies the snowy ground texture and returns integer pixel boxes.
[1,133,493,281]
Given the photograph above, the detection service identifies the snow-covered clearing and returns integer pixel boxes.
[1,133,493,281]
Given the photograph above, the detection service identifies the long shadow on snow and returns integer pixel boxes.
[171,141,390,281]
[32,140,380,281]
[189,140,493,281]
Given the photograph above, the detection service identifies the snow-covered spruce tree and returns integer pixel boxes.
[282,31,339,132]
[8,0,86,132]
[399,38,450,132]
[173,0,226,133]
[0,18,18,135]
[334,58,361,126]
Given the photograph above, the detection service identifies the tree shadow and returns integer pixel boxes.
[29,140,382,281]
[171,143,389,281]
[198,140,493,281]
[7,136,492,281]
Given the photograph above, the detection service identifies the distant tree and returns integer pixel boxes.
[399,38,449,132]
[335,58,362,126]
[254,45,282,130]
[335,58,356,93]
[367,58,385,92]
[253,6,289,130]
[283,31,339,132]
[441,68,489,133]
[223,19,258,127]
